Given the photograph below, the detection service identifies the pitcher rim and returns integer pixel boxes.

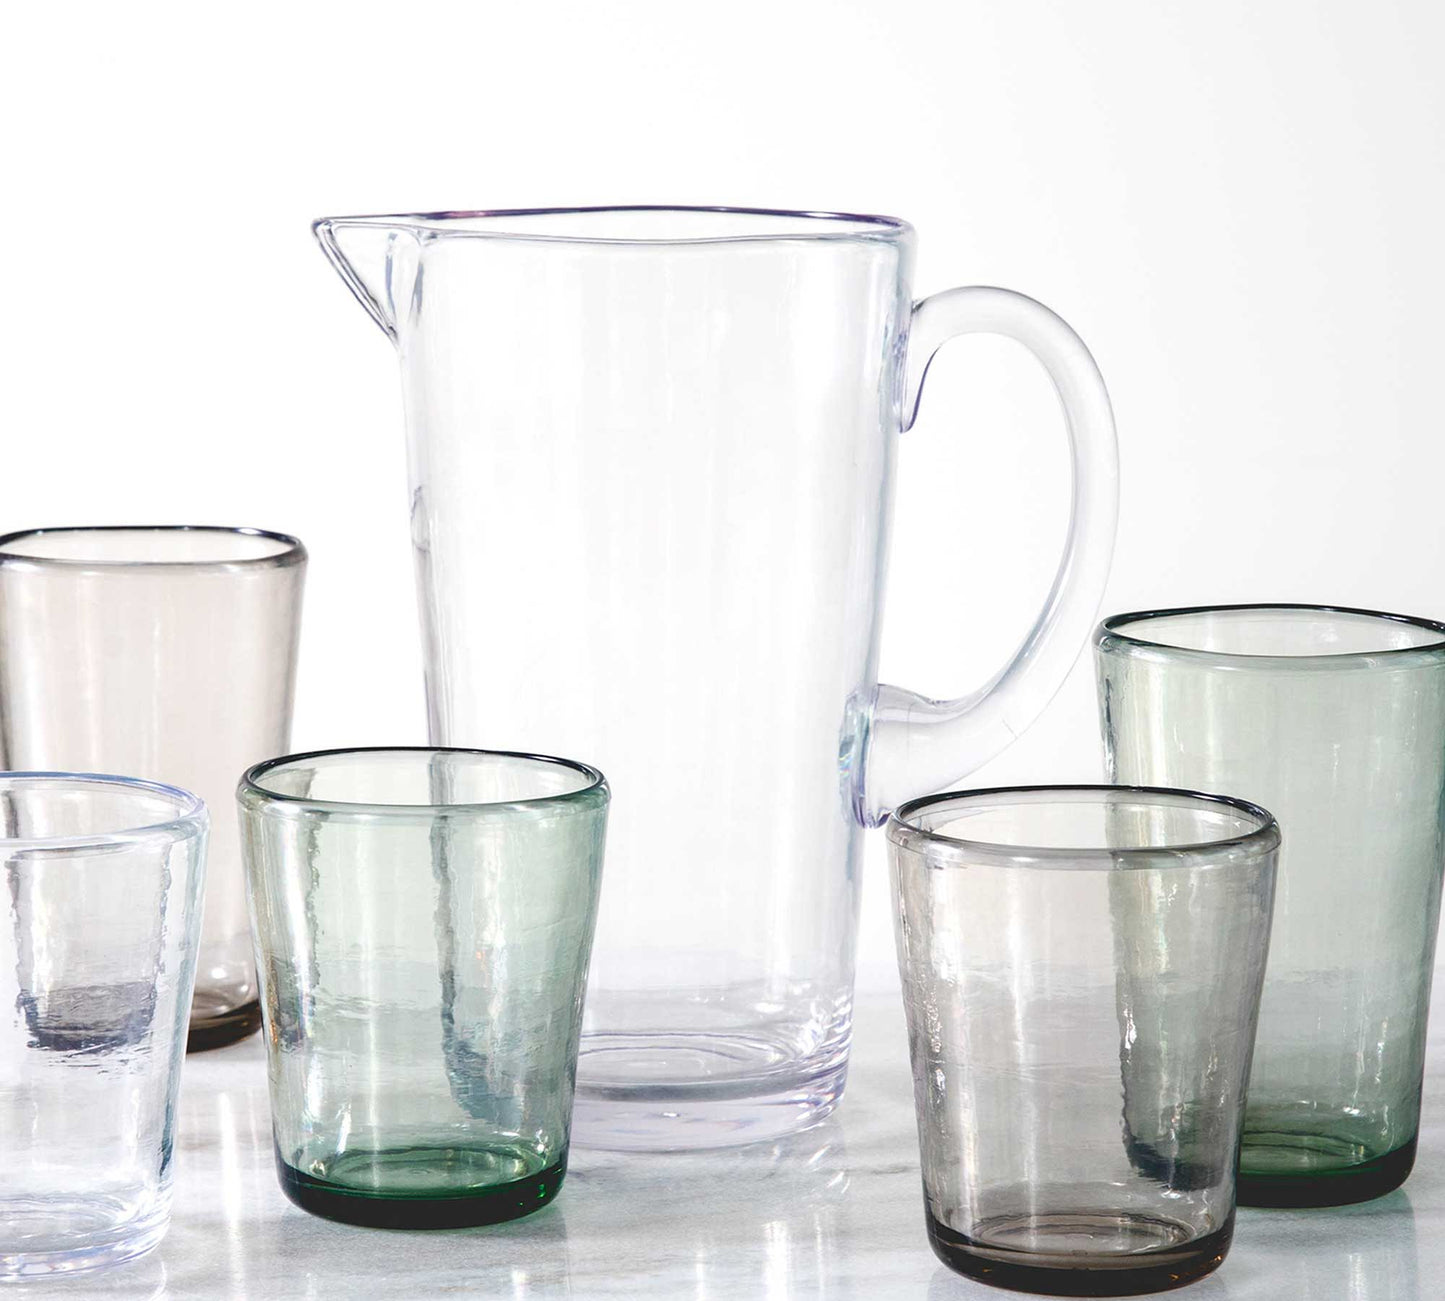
[312,205,914,245]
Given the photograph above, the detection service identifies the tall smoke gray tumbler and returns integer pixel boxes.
[0,526,306,1050]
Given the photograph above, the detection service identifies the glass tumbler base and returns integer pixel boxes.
[187,997,262,1053]
[0,1199,169,1281]
[927,1209,1232,1297]
[571,1047,848,1151]
[1238,1131,1416,1207]
[275,1147,565,1228]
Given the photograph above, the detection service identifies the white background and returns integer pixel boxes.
[4,0,1443,991]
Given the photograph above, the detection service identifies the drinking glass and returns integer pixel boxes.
[1096,605,1445,1206]
[238,747,608,1228]
[0,525,307,1050]
[889,786,1277,1296]
[316,205,1119,1148]
[1,773,207,1278]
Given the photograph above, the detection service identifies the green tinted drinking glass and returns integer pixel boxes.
[1096,605,1445,1207]
[238,747,608,1228]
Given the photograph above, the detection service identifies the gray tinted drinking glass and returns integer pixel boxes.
[1,773,207,1278]
[1097,605,1445,1207]
[889,786,1277,1296]
[0,526,306,1050]
[239,747,608,1228]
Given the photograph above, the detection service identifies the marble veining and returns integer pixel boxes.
[9,988,1440,1300]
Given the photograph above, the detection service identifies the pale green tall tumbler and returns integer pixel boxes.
[1096,604,1445,1207]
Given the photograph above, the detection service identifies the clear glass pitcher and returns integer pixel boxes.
[315,206,1117,1149]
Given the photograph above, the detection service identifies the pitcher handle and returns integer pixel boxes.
[860,286,1118,825]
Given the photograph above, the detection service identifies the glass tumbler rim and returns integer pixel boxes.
[239,745,608,819]
[888,783,1280,870]
[0,524,306,572]
[313,205,914,246]
[0,771,208,854]
[1097,603,1445,667]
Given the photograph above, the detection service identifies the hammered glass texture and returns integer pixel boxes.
[889,787,1277,1296]
[0,774,207,1278]
[314,206,1119,1149]
[0,526,305,1049]
[1096,606,1445,1206]
[238,748,608,1228]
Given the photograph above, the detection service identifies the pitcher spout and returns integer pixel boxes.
[312,216,420,343]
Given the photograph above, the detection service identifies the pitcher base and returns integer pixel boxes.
[571,1041,848,1151]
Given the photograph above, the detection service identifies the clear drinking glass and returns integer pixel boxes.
[1096,605,1445,1207]
[0,525,307,1050]
[315,205,1119,1148]
[238,747,608,1228]
[889,786,1278,1297]
[1,773,207,1279]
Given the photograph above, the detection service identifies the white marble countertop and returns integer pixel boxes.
[18,986,1441,1300]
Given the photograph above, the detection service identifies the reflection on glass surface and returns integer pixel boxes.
[174,1070,854,1298]
[929,1259,1238,1299]
[926,1260,1237,1300]
[576,1124,851,1300]
[18,1253,172,1300]
[214,1090,247,1294]
[1273,1192,1418,1301]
